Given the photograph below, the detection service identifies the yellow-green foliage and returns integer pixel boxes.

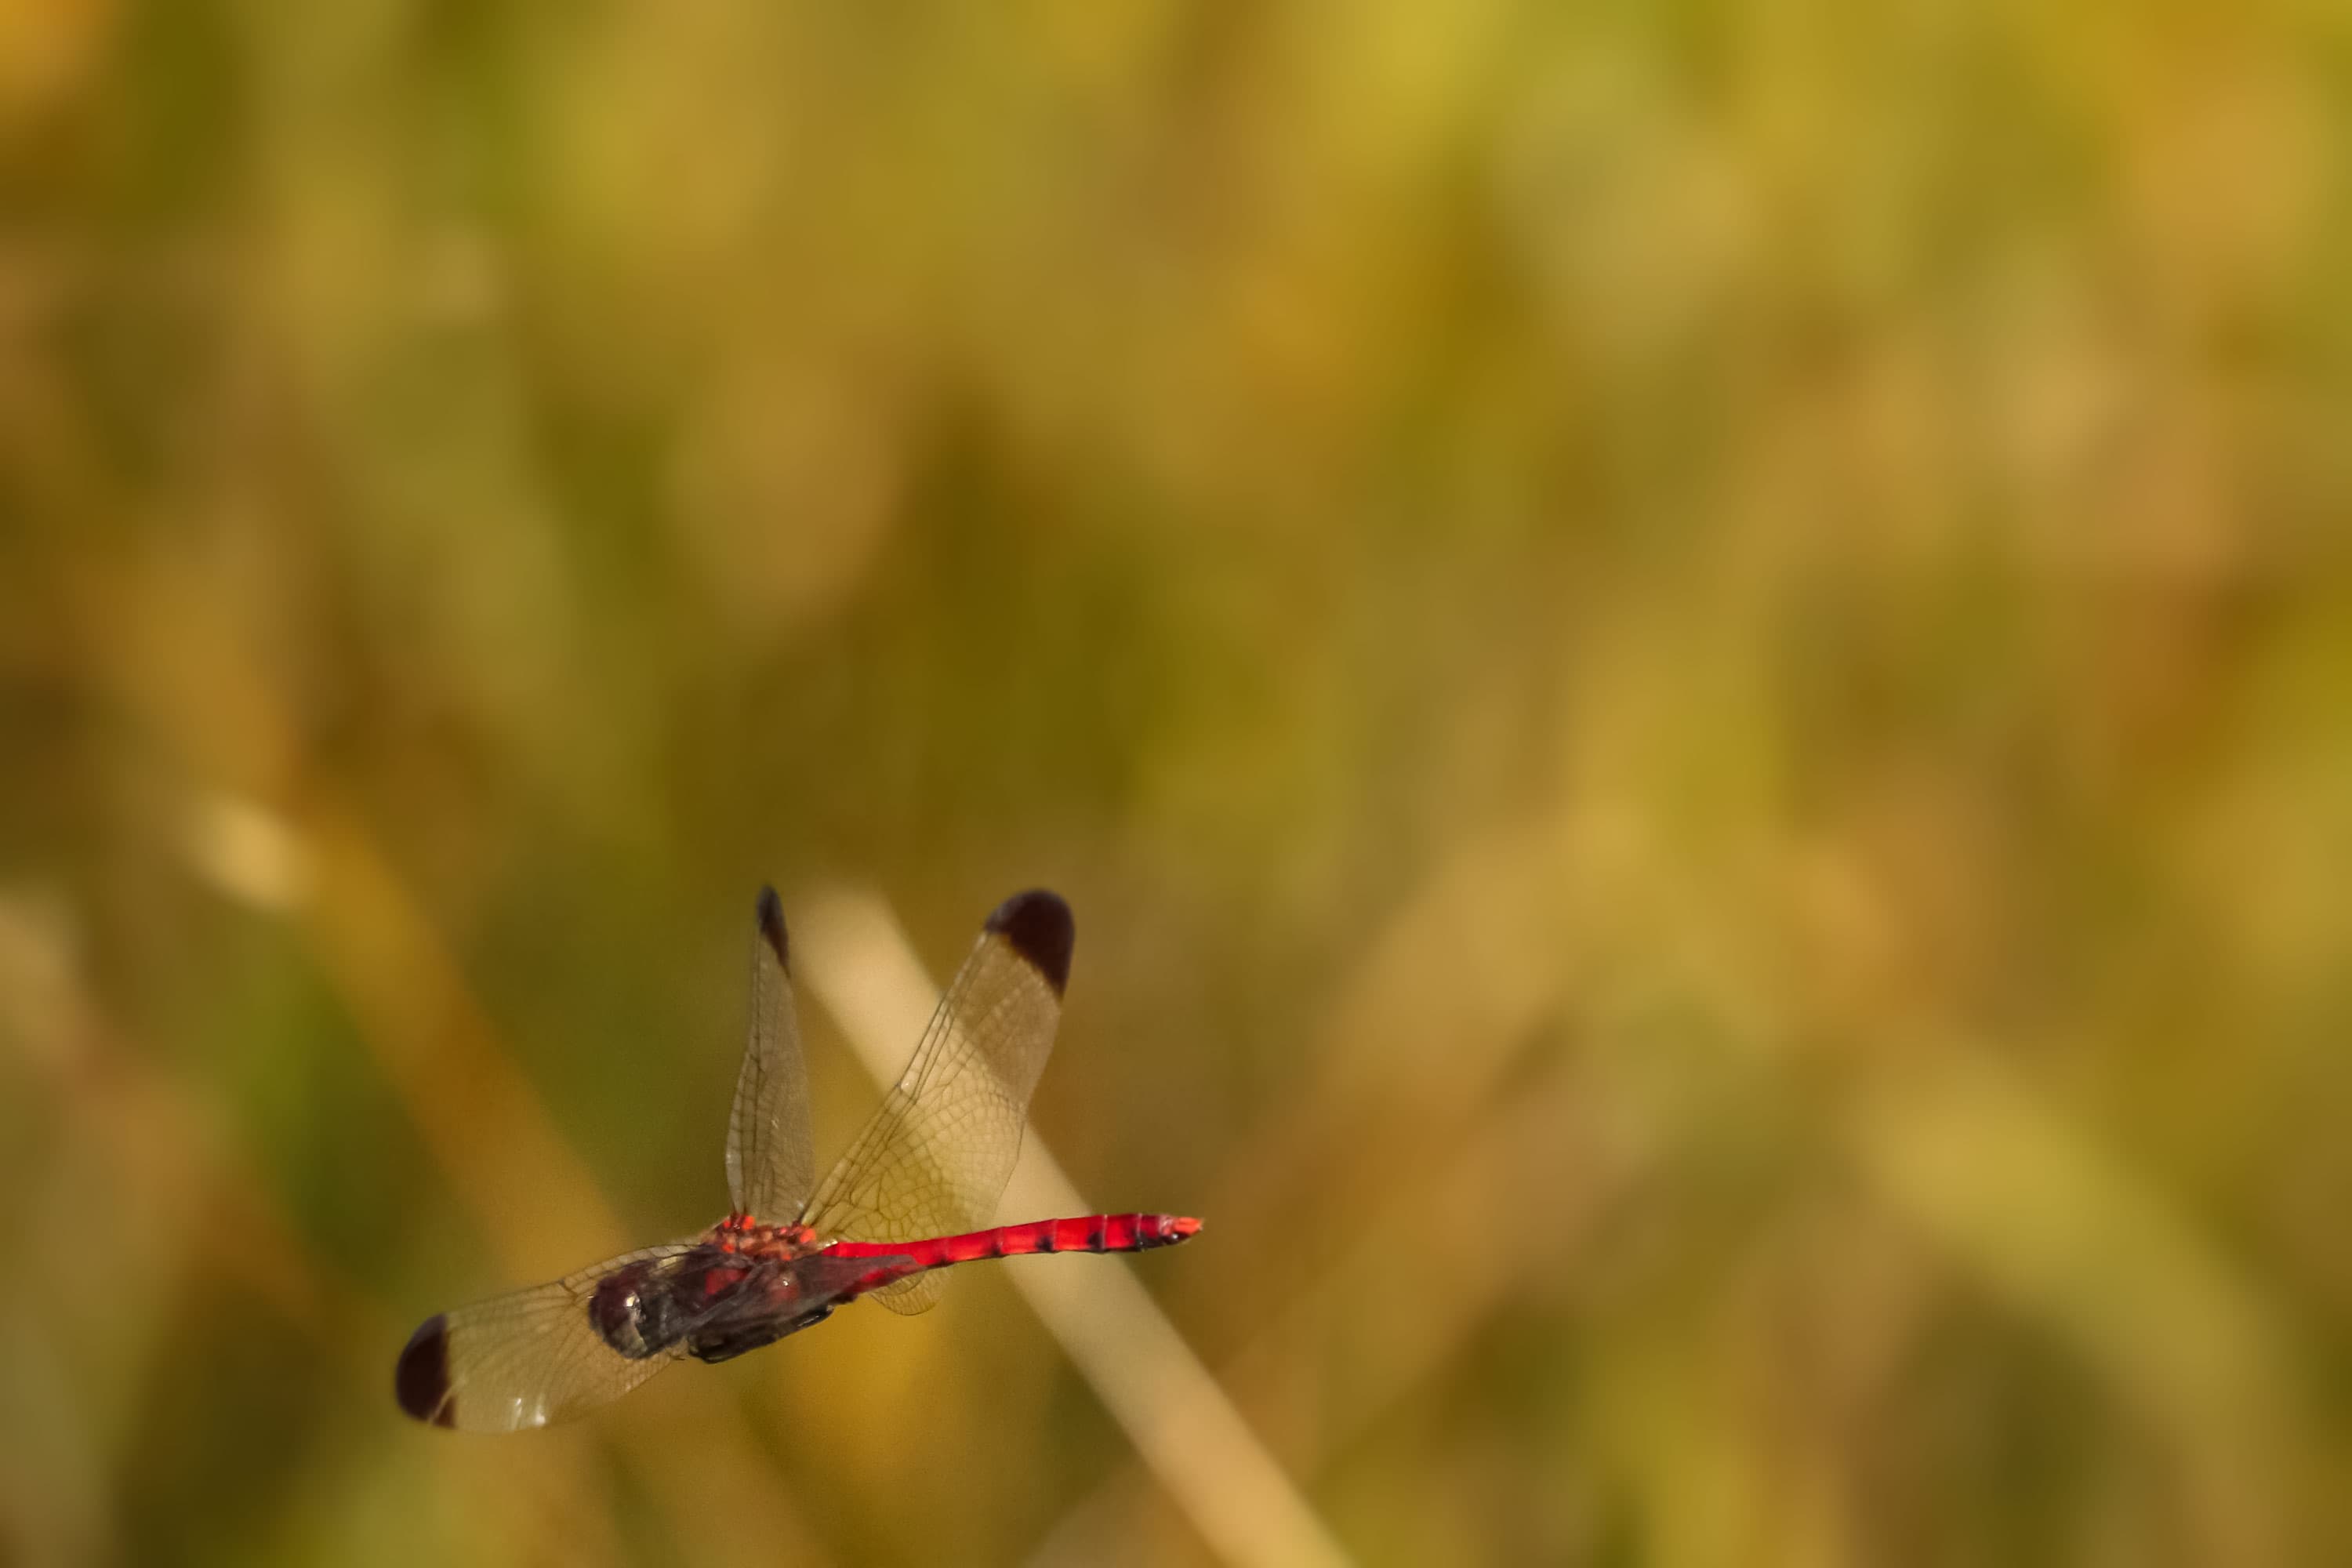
[1,3,2347,1565]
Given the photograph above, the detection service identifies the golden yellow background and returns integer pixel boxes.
[2,2,2348,1564]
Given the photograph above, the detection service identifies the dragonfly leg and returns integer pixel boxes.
[688,1305,832,1364]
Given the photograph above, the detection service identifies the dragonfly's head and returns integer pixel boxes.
[587,1257,696,1360]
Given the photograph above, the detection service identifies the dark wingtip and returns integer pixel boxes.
[755,886,789,972]
[395,1314,456,1427]
[985,890,1073,996]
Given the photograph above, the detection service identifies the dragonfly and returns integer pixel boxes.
[396,888,1200,1431]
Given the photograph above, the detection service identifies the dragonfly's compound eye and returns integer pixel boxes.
[588,1269,669,1359]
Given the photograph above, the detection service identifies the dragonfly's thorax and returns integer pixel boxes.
[708,1213,823,1260]
[587,1253,734,1360]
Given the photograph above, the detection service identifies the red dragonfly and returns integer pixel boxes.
[397,889,1200,1431]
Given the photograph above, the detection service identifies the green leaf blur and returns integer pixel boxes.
[2,2,2349,1566]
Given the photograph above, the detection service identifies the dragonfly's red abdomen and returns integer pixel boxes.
[822,1213,1201,1279]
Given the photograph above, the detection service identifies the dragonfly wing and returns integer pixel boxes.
[394,1244,698,1432]
[725,887,817,1223]
[799,890,1072,1314]
[792,1250,920,1305]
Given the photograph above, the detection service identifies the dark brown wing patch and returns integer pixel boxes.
[756,885,789,971]
[985,890,1073,997]
[395,1313,456,1427]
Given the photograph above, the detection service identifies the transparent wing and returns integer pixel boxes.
[797,890,1073,1314]
[394,1244,697,1432]
[725,887,816,1222]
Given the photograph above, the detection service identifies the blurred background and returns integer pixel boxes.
[3,2,2350,1564]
